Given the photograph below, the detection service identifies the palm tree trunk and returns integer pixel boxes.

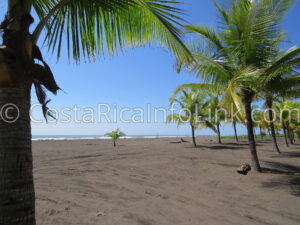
[282,122,289,147]
[291,128,295,144]
[0,2,37,224]
[287,125,291,144]
[233,121,238,142]
[217,123,221,144]
[191,124,197,147]
[266,98,281,154]
[290,128,295,144]
[242,92,261,172]
[259,126,263,140]
[0,88,36,225]
[286,123,294,145]
[113,140,116,147]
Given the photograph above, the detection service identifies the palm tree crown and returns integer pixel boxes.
[167,89,209,147]
[174,0,300,171]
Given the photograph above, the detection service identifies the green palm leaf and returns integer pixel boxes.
[32,0,190,62]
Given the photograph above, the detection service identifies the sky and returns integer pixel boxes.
[0,0,299,136]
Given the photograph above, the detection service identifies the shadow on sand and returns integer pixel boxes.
[186,143,244,150]
[262,161,300,197]
[272,151,300,158]
[169,141,183,144]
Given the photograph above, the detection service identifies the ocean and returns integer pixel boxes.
[31,135,192,141]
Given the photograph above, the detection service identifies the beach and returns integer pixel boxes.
[33,137,300,225]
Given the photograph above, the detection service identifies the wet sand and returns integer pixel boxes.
[33,137,300,225]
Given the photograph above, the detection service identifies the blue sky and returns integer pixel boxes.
[1,0,299,136]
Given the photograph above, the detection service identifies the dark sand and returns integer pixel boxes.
[33,137,300,225]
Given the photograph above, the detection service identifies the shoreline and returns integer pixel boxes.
[31,135,218,141]
[31,134,288,141]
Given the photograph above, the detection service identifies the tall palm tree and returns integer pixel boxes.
[175,0,299,171]
[260,50,300,153]
[0,1,190,224]
[105,128,126,147]
[167,89,210,147]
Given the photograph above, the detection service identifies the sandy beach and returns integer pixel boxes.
[33,137,300,225]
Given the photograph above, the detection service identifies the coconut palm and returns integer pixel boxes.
[220,91,245,142]
[226,111,246,142]
[252,107,268,140]
[202,92,225,144]
[175,0,300,171]
[105,129,126,147]
[0,1,190,223]
[259,49,300,153]
[232,119,240,142]
[280,103,292,146]
[171,82,246,143]
[275,99,300,146]
[167,89,211,147]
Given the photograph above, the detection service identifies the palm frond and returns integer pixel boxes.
[265,46,300,76]
[170,83,225,105]
[183,25,227,57]
[198,120,218,134]
[32,0,190,62]
[166,113,189,127]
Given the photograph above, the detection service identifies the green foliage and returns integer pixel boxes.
[176,0,299,99]
[31,0,190,62]
[249,98,300,135]
[168,88,226,134]
[16,0,191,121]
[222,134,284,140]
[175,0,299,131]
[105,128,126,146]
[198,92,225,132]
[167,89,208,128]
[275,98,300,130]
[252,106,268,130]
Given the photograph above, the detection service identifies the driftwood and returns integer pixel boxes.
[169,138,190,144]
[237,163,251,175]
[181,138,189,143]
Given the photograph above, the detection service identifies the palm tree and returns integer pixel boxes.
[170,83,245,143]
[231,119,242,142]
[202,92,225,144]
[260,50,300,153]
[175,0,299,171]
[167,89,210,147]
[252,107,268,140]
[0,1,190,224]
[220,91,245,143]
[275,99,300,146]
[105,129,126,147]
[281,106,293,146]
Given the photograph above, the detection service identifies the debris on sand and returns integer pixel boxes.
[181,138,189,143]
[96,210,105,217]
[237,163,251,175]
